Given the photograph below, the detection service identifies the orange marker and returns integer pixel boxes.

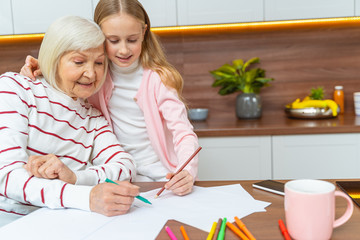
[180,226,190,240]
[226,222,249,240]
[234,216,256,240]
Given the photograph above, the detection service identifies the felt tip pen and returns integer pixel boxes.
[234,216,256,240]
[278,219,291,240]
[206,221,217,240]
[217,217,227,240]
[226,222,249,240]
[165,226,178,240]
[105,178,152,205]
[180,225,190,240]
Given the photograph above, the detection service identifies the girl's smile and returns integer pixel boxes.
[100,13,146,68]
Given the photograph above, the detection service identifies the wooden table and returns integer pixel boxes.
[135,180,360,240]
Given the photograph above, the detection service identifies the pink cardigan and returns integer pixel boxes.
[88,69,199,178]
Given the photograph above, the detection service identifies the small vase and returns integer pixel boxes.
[236,93,262,119]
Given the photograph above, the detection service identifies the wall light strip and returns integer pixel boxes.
[0,33,44,44]
[1,16,360,43]
[152,17,360,35]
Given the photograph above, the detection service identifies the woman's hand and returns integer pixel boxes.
[164,170,194,196]
[90,181,140,216]
[24,154,76,184]
[20,55,41,80]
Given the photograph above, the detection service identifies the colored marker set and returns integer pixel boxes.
[206,216,256,240]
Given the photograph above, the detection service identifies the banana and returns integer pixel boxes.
[289,99,338,117]
[291,99,327,109]
[324,99,338,117]
[302,96,310,101]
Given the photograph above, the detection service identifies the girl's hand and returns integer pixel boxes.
[89,181,139,216]
[164,170,194,196]
[20,55,41,80]
[24,154,76,184]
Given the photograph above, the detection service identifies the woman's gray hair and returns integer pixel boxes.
[38,15,107,91]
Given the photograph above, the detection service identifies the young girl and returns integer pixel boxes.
[21,0,199,196]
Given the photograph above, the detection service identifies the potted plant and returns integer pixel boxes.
[210,57,274,119]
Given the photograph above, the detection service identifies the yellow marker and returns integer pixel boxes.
[206,222,217,240]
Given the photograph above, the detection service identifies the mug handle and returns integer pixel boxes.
[333,190,354,228]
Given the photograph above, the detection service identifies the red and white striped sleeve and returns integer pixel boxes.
[74,118,137,185]
[0,73,92,213]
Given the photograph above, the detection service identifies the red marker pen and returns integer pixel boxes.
[278,219,291,240]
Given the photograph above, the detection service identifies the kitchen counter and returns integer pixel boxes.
[192,111,360,137]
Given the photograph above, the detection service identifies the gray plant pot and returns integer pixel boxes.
[236,93,262,119]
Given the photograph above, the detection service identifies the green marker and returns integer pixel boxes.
[217,217,227,240]
[105,178,152,205]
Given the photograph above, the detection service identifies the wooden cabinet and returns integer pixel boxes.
[197,136,272,180]
[272,133,360,179]
[264,0,354,21]
[198,133,360,180]
[0,0,13,35]
[177,0,263,26]
[12,0,93,34]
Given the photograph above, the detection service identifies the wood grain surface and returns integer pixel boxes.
[1,24,360,115]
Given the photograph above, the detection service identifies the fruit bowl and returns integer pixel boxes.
[285,107,337,119]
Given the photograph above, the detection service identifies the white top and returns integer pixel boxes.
[0,72,136,215]
[334,85,343,90]
[108,62,167,181]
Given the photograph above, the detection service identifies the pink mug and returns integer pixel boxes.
[285,179,353,240]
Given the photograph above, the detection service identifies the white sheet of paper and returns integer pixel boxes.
[0,184,271,239]
[141,184,271,231]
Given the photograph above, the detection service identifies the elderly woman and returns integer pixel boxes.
[0,16,139,225]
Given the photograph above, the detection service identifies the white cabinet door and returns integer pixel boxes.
[265,0,354,21]
[272,134,360,179]
[91,0,177,27]
[177,0,263,26]
[356,0,360,16]
[0,0,13,35]
[12,0,93,34]
[197,136,272,180]
[92,0,100,17]
[139,0,177,27]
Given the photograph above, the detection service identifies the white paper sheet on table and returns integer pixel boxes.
[0,184,271,240]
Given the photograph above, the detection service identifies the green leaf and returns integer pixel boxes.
[217,64,237,74]
[212,77,237,87]
[218,85,239,95]
[242,57,259,71]
[232,59,244,70]
[244,69,258,84]
[255,77,274,84]
[210,70,234,80]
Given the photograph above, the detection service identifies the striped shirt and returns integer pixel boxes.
[0,72,136,215]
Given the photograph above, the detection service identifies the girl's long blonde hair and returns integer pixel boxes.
[94,0,184,100]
